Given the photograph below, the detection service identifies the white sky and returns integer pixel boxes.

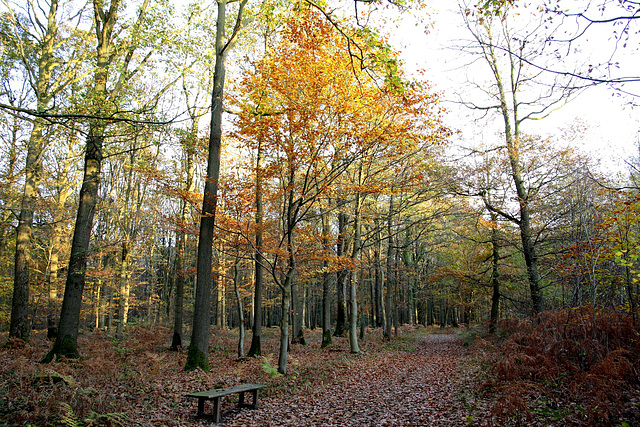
[370,1,639,175]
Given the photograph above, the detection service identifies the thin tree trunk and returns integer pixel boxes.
[46,144,74,339]
[393,265,399,337]
[248,140,264,357]
[626,265,637,326]
[171,129,196,350]
[349,191,362,353]
[384,195,394,339]
[374,218,384,328]
[489,211,501,334]
[233,256,245,357]
[334,204,347,337]
[278,279,292,374]
[94,283,101,329]
[116,240,130,337]
[217,264,226,328]
[106,281,114,330]
[321,213,332,348]
[485,25,544,314]
[291,281,305,344]
[98,279,106,329]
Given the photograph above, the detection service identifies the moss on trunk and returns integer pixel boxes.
[321,330,332,348]
[41,334,79,363]
[184,344,210,372]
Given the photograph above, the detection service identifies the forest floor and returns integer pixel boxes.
[224,331,474,426]
[0,325,485,426]
[1,318,639,426]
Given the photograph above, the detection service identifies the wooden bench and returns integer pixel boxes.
[186,383,267,423]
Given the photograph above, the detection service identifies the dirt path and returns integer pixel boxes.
[223,333,470,426]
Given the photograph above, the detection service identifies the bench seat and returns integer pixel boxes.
[186,383,267,423]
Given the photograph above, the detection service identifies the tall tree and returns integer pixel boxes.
[185,0,248,372]
[7,0,61,340]
[461,3,579,314]
[234,6,447,371]
[43,0,162,361]
[247,137,265,356]
[170,34,213,349]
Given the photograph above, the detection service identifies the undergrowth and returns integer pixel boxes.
[472,308,640,426]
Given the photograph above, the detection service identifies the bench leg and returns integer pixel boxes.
[239,391,246,407]
[213,397,221,424]
[197,398,205,418]
[252,389,259,409]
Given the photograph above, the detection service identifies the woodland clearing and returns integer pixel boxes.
[1,312,639,427]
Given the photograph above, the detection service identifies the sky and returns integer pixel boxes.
[368,1,639,175]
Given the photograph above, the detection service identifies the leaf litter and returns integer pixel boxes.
[0,325,476,426]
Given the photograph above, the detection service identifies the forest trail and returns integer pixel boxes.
[223,333,470,426]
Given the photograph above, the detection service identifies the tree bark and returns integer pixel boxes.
[43,0,152,362]
[171,123,196,350]
[42,126,104,362]
[384,195,395,339]
[46,143,74,339]
[186,0,227,372]
[278,278,292,374]
[291,281,305,344]
[10,0,59,341]
[185,0,247,371]
[489,211,501,334]
[248,140,264,357]
[321,213,332,348]
[233,256,245,357]
[374,218,384,328]
[484,23,544,314]
[348,191,362,353]
[116,240,130,337]
[334,204,347,337]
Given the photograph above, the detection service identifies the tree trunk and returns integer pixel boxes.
[450,306,459,328]
[489,212,501,334]
[10,0,59,341]
[248,140,264,357]
[217,264,226,329]
[374,218,384,328]
[278,279,292,374]
[171,127,196,350]
[384,195,395,339]
[106,282,114,330]
[233,256,245,357]
[116,240,130,337]
[348,191,362,353]
[359,265,366,341]
[485,24,544,314]
[46,144,74,339]
[321,213,332,348]
[98,277,106,329]
[186,0,228,371]
[291,281,305,345]
[93,283,101,330]
[626,265,637,326]
[393,269,399,337]
[334,205,347,337]
[42,126,104,362]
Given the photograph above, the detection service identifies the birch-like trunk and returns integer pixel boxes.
[233,257,245,357]
[348,192,362,353]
